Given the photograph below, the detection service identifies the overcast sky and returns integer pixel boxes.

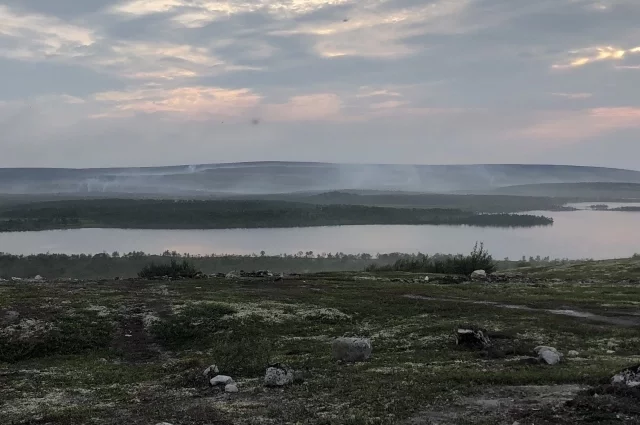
[1,0,639,169]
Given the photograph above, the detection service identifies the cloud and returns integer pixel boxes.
[1,0,640,168]
[509,107,640,142]
[553,45,640,69]
[0,5,96,60]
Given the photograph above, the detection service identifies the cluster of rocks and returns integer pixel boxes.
[612,364,640,387]
[204,365,238,393]
[455,325,567,365]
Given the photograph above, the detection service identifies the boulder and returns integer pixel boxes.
[612,364,640,387]
[224,383,239,393]
[332,337,372,362]
[225,271,239,279]
[567,350,580,358]
[33,275,44,281]
[470,270,487,280]
[455,326,491,350]
[534,346,562,365]
[264,364,294,387]
[210,375,234,386]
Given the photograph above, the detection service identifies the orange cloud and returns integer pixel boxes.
[553,45,640,69]
[510,107,640,142]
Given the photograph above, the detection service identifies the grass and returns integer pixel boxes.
[2,261,640,424]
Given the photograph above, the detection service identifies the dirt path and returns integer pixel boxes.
[404,295,640,327]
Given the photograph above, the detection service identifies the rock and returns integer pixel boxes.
[224,383,239,393]
[203,364,219,378]
[568,350,580,357]
[210,375,234,386]
[424,276,429,282]
[11,277,23,282]
[612,364,640,387]
[534,346,562,365]
[33,275,44,281]
[156,422,174,425]
[264,364,294,387]
[332,337,372,362]
[470,270,487,280]
[455,325,491,350]
[1,310,20,325]
[225,271,239,279]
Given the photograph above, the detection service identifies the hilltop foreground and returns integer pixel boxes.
[2,259,640,424]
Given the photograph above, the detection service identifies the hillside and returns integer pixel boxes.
[1,162,640,195]
[490,182,640,199]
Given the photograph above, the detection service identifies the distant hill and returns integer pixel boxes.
[489,182,640,199]
[1,162,640,195]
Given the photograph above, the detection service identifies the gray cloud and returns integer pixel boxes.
[0,0,639,168]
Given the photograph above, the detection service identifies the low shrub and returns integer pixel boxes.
[365,242,496,275]
[138,259,201,279]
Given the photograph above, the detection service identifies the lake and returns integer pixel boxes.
[1,207,640,259]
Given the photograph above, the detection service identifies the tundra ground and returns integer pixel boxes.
[2,259,640,424]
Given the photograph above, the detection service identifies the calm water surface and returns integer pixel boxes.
[1,209,639,259]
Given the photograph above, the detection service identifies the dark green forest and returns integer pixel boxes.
[0,199,553,232]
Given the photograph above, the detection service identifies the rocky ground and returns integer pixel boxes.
[2,259,640,424]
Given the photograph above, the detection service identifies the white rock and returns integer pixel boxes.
[470,270,487,280]
[612,365,640,387]
[203,364,219,377]
[210,375,234,386]
[332,337,372,362]
[424,276,430,282]
[225,383,239,393]
[534,346,562,365]
[33,275,44,281]
[264,365,294,387]
[567,350,580,357]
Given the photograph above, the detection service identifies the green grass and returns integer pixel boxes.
[2,265,640,424]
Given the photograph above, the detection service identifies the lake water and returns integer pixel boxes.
[1,207,640,259]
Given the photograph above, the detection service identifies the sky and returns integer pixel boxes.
[0,0,639,169]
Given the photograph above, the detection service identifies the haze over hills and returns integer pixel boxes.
[1,162,640,196]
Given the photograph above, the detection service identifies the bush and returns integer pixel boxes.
[151,304,235,350]
[138,259,201,279]
[365,242,496,275]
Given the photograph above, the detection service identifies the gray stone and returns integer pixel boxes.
[332,337,372,362]
[210,375,234,386]
[534,346,562,365]
[567,350,580,358]
[470,270,487,280]
[224,383,239,393]
[264,364,294,387]
[203,364,219,377]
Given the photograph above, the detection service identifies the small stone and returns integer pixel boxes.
[470,270,487,280]
[225,383,239,393]
[456,326,491,350]
[203,364,219,377]
[606,350,615,354]
[33,275,44,281]
[210,375,234,386]
[332,337,372,362]
[156,422,173,425]
[534,346,562,365]
[424,276,429,282]
[567,350,580,357]
[264,364,294,387]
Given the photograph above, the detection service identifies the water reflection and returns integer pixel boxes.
[1,209,639,259]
